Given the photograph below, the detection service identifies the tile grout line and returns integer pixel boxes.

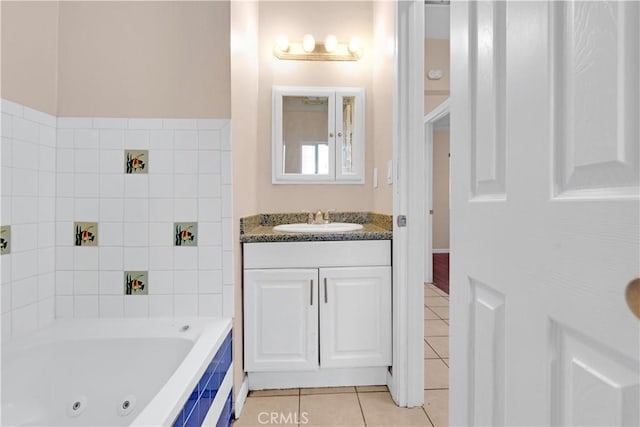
[354,389,368,427]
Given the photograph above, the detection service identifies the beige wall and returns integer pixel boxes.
[1,1,59,115]
[424,38,450,115]
[433,130,450,250]
[57,1,230,118]
[371,0,394,215]
[230,0,260,398]
[255,1,375,213]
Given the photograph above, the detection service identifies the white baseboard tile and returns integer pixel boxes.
[234,374,250,419]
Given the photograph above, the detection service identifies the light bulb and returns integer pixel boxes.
[324,34,338,53]
[302,34,316,53]
[348,37,361,54]
[276,35,289,52]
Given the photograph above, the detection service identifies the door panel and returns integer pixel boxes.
[451,1,639,425]
[244,269,318,371]
[319,267,392,368]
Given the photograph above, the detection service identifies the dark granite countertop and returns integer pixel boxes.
[240,212,392,243]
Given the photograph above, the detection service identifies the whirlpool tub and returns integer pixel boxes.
[2,318,233,426]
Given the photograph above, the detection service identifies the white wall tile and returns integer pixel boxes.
[174,151,198,174]
[99,199,124,221]
[74,295,99,318]
[173,270,198,294]
[2,195,12,224]
[55,295,74,318]
[221,151,232,185]
[11,250,38,281]
[198,198,221,222]
[57,117,92,129]
[73,270,99,295]
[222,186,232,218]
[1,256,12,284]
[74,129,100,149]
[2,114,13,138]
[74,149,99,173]
[93,118,127,129]
[37,297,54,327]
[174,247,198,270]
[123,247,148,270]
[222,284,234,317]
[99,246,123,270]
[198,294,222,317]
[2,99,24,116]
[198,174,221,198]
[99,222,123,246]
[100,175,124,198]
[11,224,38,252]
[173,175,198,199]
[55,247,74,270]
[56,129,74,147]
[124,175,148,198]
[174,198,197,221]
[37,222,56,249]
[23,107,56,128]
[149,130,173,150]
[55,271,74,295]
[99,149,123,174]
[197,119,226,131]
[163,119,197,130]
[199,130,221,150]
[149,247,173,270]
[123,223,148,246]
[38,248,56,273]
[149,295,173,317]
[148,270,173,294]
[13,168,39,196]
[222,218,233,251]
[12,276,38,308]
[99,271,124,295]
[174,130,198,150]
[75,198,99,219]
[198,222,222,246]
[128,119,162,130]
[198,270,223,294]
[123,199,148,222]
[56,149,74,173]
[74,247,99,270]
[38,272,55,299]
[124,130,149,148]
[38,174,56,199]
[221,123,231,151]
[148,222,172,246]
[56,197,74,221]
[223,251,234,285]
[124,296,149,317]
[99,295,124,317]
[13,140,39,169]
[99,130,125,149]
[149,174,174,198]
[13,117,39,143]
[12,196,38,224]
[74,174,99,198]
[198,150,220,174]
[149,150,174,175]
[39,125,56,148]
[12,303,38,336]
[148,199,173,222]
[2,137,12,167]
[2,284,12,313]
[1,312,11,342]
[39,145,56,172]
[199,246,222,270]
[174,294,198,316]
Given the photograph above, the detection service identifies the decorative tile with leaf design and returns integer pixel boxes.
[0,226,11,255]
[174,222,198,247]
[125,149,148,174]
[74,222,98,246]
[124,271,148,295]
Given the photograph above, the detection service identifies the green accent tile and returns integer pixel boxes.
[74,222,98,246]
[174,222,197,246]
[124,271,148,295]
[125,149,148,174]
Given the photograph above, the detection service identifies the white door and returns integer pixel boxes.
[244,269,318,372]
[319,267,392,368]
[451,1,639,426]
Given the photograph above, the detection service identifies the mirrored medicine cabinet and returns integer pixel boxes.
[272,86,365,184]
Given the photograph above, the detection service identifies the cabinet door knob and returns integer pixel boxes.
[329,132,334,138]
[337,132,343,137]
[626,278,640,319]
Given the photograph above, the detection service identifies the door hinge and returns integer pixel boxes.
[397,215,407,227]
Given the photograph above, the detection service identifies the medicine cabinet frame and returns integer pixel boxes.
[272,86,365,184]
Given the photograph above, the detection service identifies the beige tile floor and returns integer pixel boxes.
[233,283,449,426]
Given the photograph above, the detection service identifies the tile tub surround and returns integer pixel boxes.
[54,116,234,319]
[1,99,57,340]
[240,212,392,243]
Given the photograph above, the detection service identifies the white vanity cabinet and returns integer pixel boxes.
[243,240,391,388]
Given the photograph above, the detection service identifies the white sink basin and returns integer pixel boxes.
[273,223,364,233]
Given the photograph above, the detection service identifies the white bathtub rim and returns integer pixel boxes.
[131,317,232,427]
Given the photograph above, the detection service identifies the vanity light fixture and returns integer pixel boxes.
[273,34,362,61]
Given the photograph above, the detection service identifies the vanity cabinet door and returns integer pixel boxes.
[244,269,319,372]
[319,266,392,368]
